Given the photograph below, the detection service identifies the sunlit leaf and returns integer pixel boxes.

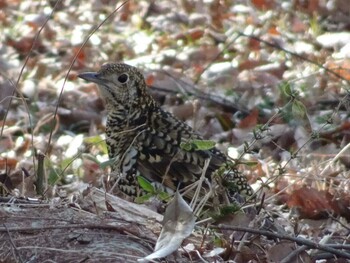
[60,157,74,170]
[242,160,258,167]
[135,193,153,203]
[84,135,108,154]
[158,191,171,201]
[137,176,155,193]
[282,82,293,97]
[292,99,307,119]
[180,141,192,151]
[180,139,216,151]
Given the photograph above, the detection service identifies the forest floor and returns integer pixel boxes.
[0,0,350,262]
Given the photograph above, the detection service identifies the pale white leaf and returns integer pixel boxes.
[140,192,195,262]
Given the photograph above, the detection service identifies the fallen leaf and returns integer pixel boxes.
[141,192,195,261]
[286,187,350,219]
[251,0,275,10]
[238,108,259,129]
[0,158,17,170]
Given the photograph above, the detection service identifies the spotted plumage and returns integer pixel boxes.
[79,63,253,202]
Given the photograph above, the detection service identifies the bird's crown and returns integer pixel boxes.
[79,63,148,108]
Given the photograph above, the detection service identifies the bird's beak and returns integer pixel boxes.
[78,72,101,84]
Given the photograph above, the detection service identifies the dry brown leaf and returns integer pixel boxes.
[268,25,280,36]
[0,158,17,170]
[0,0,7,8]
[145,74,155,86]
[175,28,205,42]
[238,59,264,71]
[238,108,259,129]
[6,36,46,55]
[326,60,350,81]
[82,159,102,185]
[251,0,275,10]
[294,0,320,13]
[286,187,350,219]
[292,16,308,33]
[72,46,87,69]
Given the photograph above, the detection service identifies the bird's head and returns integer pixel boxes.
[78,63,148,110]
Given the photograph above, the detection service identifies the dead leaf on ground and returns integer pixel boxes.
[141,191,195,261]
[286,186,350,219]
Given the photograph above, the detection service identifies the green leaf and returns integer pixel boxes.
[134,193,153,203]
[137,176,155,193]
[82,153,100,164]
[292,99,307,119]
[158,191,171,201]
[180,141,192,151]
[84,135,103,144]
[213,237,224,247]
[282,82,293,97]
[84,135,108,154]
[219,204,241,215]
[99,157,117,169]
[47,166,60,185]
[210,204,241,220]
[59,157,74,170]
[241,161,258,167]
[180,139,216,151]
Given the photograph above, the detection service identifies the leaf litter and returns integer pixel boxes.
[0,0,350,262]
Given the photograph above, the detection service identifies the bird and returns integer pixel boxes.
[78,63,253,204]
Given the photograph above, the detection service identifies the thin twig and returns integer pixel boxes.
[0,0,63,176]
[46,0,130,155]
[281,245,308,263]
[238,32,350,87]
[212,225,350,259]
[3,223,24,263]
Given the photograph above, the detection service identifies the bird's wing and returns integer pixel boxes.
[135,109,226,192]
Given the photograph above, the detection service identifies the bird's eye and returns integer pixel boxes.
[118,73,129,84]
